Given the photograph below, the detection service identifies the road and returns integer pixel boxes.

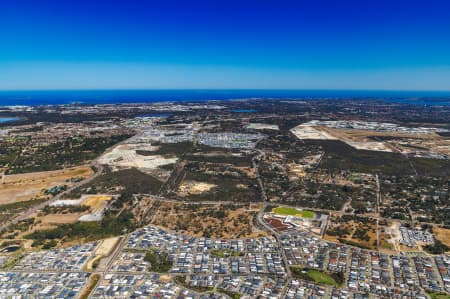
[252,147,292,281]
[376,174,380,248]
[252,148,268,202]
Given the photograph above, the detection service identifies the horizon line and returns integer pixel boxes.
[1,88,450,93]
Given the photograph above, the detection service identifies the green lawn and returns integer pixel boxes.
[428,291,450,299]
[272,206,315,218]
[300,210,315,218]
[306,269,337,286]
[290,267,343,287]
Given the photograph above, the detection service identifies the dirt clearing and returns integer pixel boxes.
[177,181,216,196]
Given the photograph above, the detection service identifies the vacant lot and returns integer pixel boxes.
[325,215,378,250]
[0,166,93,205]
[147,200,266,239]
[177,181,216,196]
[83,195,113,211]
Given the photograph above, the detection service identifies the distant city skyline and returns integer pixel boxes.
[1,0,450,91]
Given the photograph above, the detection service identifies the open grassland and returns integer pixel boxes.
[0,166,93,205]
[434,227,450,247]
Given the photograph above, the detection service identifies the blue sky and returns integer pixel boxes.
[1,0,450,90]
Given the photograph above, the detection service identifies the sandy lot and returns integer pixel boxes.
[178,181,216,196]
[82,195,113,211]
[99,143,177,170]
[40,214,82,224]
[78,194,113,222]
[0,166,93,205]
[86,237,120,270]
[95,237,119,256]
[247,123,279,130]
[290,125,337,140]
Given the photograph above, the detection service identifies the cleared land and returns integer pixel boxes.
[86,237,120,270]
[82,195,113,211]
[0,166,93,205]
[290,125,337,140]
[247,123,279,130]
[293,123,450,156]
[177,181,216,196]
[98,143,177,170]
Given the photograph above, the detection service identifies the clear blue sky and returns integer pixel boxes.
[1,0,450,90]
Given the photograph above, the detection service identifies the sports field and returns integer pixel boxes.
[272,206,315,218]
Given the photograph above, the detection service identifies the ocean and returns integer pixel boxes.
[0,90,449,106]
[0,117,21,123]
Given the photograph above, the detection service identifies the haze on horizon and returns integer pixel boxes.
[1,0,450,91]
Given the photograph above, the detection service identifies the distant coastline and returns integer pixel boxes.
[0,89,450,106]
[0,117,21,123]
